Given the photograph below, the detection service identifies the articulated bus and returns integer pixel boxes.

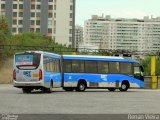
[13,51,144,93]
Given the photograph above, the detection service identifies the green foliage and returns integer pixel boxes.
[140,56,151,76]
[0,16,11,44]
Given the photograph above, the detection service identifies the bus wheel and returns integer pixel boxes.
[119,82,129,92]
[108,88,116,92]
[63,87,74,91]
[76,81,86,92]
[22,88,32,93]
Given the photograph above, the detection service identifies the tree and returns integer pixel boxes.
[0,16,11,44]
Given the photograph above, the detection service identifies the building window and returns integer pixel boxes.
[31,12,35,17]
[13,20,17,25]
[69,29,72,34]
[48,28,52,33]
[12,28,17,33]
[36,12,40,17]
[48,13,52,18]
[70,13,72,18]
[49,5,53,10]
[19,20,23,25]
[69,37,72,42]
[70,21,72,26]
[1,4,5,9]
[70,5,73,10]
[37,5,41,9]
[36,20,40,25]
[37,0,41,2]
[13,4,17,9]
[19,4,23,9]
[54,5,56,10]
[49,0,53,2]
[36,28,40,32]
[54,13,56,18]
[54,21,56,26]
[31,5,35,9]
[30,20,35,25]
[13,12,17,17]
[19,12,23,17]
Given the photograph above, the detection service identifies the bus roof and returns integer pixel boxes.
[63,55,139,63]
[15,51,61,59]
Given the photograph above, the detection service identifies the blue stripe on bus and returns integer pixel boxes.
[63,73,144,88]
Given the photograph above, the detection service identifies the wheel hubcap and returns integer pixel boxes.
[122,84,126,90]
[80,84,84,90]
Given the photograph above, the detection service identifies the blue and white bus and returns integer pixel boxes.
[62,55,144,92]
[13,51,62,93]
[13,51,144,93]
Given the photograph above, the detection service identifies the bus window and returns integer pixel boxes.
[54,59,60,72]
[120,62,132,74]
[85,61,97,73]
[15,53,41,70]
[72,60,84,73]
[109,62,119,73]
[98,61,108,73]
[63,60,72,73]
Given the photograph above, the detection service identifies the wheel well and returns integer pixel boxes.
[121,80,130,88]
[78,79,87,87]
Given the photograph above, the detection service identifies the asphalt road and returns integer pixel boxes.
[0,84,160,114]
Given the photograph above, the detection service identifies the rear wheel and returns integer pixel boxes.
[119,82,129,92]
[22,88,32,93]
[63,87,74,91]
[76,81,86,92]
[108,88,116,92]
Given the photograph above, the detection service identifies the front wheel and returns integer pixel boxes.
[76,81,86,92]
[119,83,129,92]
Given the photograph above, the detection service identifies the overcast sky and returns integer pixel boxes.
[75,0,160,26]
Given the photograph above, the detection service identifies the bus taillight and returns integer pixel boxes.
[39,69,42,80]
[13,69,16,81]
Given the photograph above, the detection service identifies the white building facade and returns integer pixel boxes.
[74,25,83,48]
[84,15,160,52]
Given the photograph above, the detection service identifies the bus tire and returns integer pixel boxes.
[108,88,116,92]
[22,88,32,93]
[119,81,129,92]
[76,81,86,92]
[63,87,74,91]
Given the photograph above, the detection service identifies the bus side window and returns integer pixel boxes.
[120,62,132,74]
[72,60,84,73]
[85,61,97,73]
[72,60,79,73]
[98,61,108,73]
[109,62,119,73]
[63,60,72,73]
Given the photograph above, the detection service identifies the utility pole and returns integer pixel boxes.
[151,55,158,89]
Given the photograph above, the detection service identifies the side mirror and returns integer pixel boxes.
[140,66,144,72]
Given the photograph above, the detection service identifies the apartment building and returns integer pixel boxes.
[84,15,160,52]
[0,0,75,47]
[74,25,83,48]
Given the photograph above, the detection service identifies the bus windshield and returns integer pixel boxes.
[15,53,41,70]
